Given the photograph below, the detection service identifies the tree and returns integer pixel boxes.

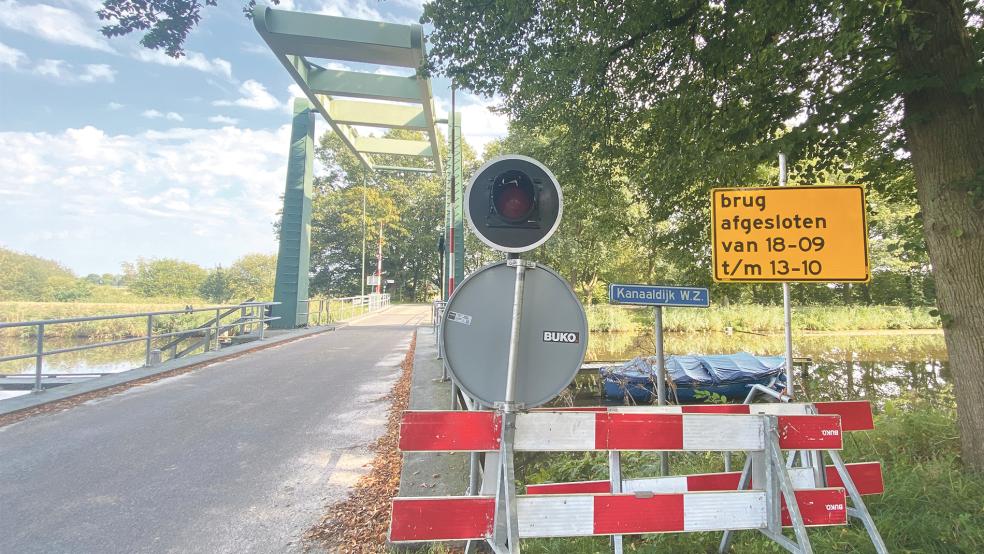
[226,254,277,301]
[305,129,471,302]
[420,0,984,469]
[127,258,207,298]
[0,247,91,302]
[200,266,233,303]
[97,0,280,57]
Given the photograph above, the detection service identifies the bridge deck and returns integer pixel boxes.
[0,304,428,554]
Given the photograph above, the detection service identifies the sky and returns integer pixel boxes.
[0,0,509,276]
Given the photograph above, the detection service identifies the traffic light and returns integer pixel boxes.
[465,155,563,253]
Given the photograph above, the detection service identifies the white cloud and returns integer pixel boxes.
[0,125,290,274]
[107,102,124,110]
[27,58,116,83]
[35,59,66,78]
[134,48,233,80]
[142,109,184,122]
[0,41,26,69]
[209,115,239,125]
[214,79,281,110]
[0,1,114,52]
[80,63,116,83]
[436,93,509,157]
[315,0,383,20]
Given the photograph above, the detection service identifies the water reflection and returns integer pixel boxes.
[0,337,203,375]
[571,330,948,405]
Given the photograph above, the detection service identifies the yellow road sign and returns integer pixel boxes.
[711,185,869,283]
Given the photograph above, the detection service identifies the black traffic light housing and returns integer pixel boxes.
[465,155,563,253]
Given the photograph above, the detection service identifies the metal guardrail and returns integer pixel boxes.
[300,293,391,326]
[0,301,280,394]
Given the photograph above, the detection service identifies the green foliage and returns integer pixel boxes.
[97,0,285,57]
[124,258,208,298]
[587,304,939,333]
[308,129,479,301]
[692,389,730,404]
[226,253,276,301]
[199,266,233,303]
[0,247,93,302]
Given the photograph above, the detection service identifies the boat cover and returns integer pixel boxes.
[603,353,785,386]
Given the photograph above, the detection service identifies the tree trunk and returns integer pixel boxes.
[897,0,984,471]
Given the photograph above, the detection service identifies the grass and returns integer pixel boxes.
[585,304,940,333]
[0,301,230,339]
[510,388,983,553]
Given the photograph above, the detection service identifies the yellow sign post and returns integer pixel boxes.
[711,185,869,282]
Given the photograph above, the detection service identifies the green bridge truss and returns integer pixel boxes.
[253,6,464,327]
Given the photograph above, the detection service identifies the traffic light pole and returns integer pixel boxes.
[491,254,533,553]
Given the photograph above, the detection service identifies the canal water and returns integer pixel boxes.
[564,329,948,406]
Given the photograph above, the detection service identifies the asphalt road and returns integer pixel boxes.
[0,305,429,554]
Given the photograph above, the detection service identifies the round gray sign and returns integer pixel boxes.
[441,261,588,407]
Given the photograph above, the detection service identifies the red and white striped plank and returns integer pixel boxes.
[399,411,843,452]
[389,489,847,542]
[525,461,884,496]
[542,400,873,432]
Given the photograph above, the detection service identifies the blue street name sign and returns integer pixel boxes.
[608,284,710,308]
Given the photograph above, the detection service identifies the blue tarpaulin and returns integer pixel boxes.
[603,353,784,385]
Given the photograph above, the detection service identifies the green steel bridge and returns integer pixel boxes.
[253,5,466,330]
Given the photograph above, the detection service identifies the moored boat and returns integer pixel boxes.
[600,353,786,403]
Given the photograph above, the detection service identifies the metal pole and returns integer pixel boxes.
[609,450,624,554]
[361,172,367,298]
[504,259,528,410]
[376,221,384,295]
[33,323,44,393]
[145,315,153,366]
[258,305,265,340]
[214,308,221,350]
[779,152,794,397]
[654,306,669,476]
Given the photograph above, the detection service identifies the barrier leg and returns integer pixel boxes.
[491,411,520,553]
[765,417,813,554]
[829,449,888,554]
[609,450,623,554]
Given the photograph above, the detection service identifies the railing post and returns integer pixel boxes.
[258,305,266,340]
[145,315,153,366]
[33,323,44,393]
[214,308,221,350]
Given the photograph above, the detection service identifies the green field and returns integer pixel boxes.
[585,304,940,333]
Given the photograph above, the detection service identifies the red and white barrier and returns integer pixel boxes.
[538,400,874,432]
[399,411,843,452]
[390,489,847,542]
[525,461,884,497]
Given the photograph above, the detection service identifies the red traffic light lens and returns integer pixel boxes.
[492,171,535,223]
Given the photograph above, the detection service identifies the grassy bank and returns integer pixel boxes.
[512,389,982,553]
[0,301,223,339]
[586,304,940,333]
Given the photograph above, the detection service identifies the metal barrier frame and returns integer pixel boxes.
[300,294,391,326]
[0,302,280,394]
